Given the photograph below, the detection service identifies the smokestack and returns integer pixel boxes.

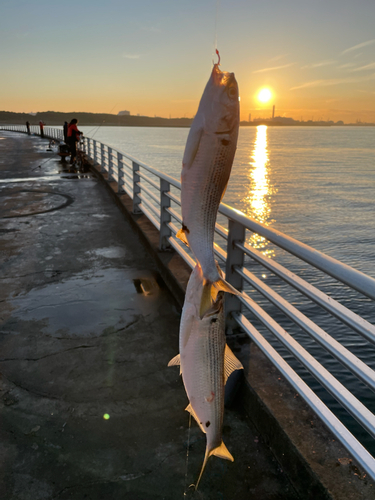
[248,113,251,122]
[272,105,275,120]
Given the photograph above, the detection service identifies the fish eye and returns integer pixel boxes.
[227,86,237,99]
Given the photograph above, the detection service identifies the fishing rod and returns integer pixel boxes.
[84,103,118,139]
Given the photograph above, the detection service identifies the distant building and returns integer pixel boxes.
[118,110,130,116]
[248,113,252,122]
[272,105,275,120]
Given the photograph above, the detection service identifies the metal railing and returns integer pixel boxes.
[2,124,375,481]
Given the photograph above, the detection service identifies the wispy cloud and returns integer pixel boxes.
[337,63,356,69]
[290,73,375,90]
[253,63,295,74]
[123,53,141,59]
[352,62,375,72]
[267,54,289,63]
[341,39,375,55]
[301,60,336,69]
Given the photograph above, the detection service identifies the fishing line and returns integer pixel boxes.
[183,412,193,497]
[213,0,221,56]
[86,103,118,139]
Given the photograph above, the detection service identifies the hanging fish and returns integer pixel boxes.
[177,55,241,317]
[168,264,243,489]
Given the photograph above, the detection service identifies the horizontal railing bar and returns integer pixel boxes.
[215,222,228,240]
[165,191,181,206]
[214,243,227,262]
[220,203,375,301]
[235,265,375,392]
[136,182,160,205]
[137,193,161,219]
[233,312,375,482]
[166,207,182,224]
[136,170,160,190]
[238,292,375,439]
[167,236,196,269]
[139,204,160,230]
[235,241,375,345]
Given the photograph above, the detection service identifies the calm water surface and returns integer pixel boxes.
[81,125,375,454]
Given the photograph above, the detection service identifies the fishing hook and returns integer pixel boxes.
[216,48,221,66]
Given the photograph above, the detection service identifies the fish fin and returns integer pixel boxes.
[211,441,234,462]
[176,228,189,246]
[167,354,180,367]
[199,282,214,319]
[167,354,182,375]
[224,345,243,384]
[213,277,241,296]
[185,404,206,434]
[182,125,203,169]
[195,441,233,490]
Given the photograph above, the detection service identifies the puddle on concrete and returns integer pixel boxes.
[87,247,126,259]
[9,268,163,338]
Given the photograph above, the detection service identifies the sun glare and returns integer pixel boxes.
[257,88,272,103]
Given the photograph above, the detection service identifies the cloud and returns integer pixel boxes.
[252,63,295,74]
[290,73,375,90]
[123,53,140,59]
[351,62,375,72]
[341,39,375,55]
[267,54,289,63]
[337,63,356,69]
[301,60,336,69]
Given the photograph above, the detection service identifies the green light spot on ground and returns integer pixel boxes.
[103,413,110,420]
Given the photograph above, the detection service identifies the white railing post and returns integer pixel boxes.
[108,147,114,181]
[132,161,142,214]
[225,219,245,330]
[100,143,106,173]
[159,179,172,250]
[117,152,125,193]
[93,140,98,164]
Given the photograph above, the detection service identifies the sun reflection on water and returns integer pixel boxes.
[242,125,276,257]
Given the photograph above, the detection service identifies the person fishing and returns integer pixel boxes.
[39,120,45,138]
[67,118,83,165]
[26,121,30,135]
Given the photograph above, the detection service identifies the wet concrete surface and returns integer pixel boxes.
[0,132,300,500]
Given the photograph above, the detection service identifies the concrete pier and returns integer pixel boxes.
[0,132,300,499]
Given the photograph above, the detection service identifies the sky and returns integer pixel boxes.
[1,0,375,123]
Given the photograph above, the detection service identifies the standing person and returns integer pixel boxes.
[26,121,30,135]
[39,120,45,138]
[67,119,82,165]
[63,121,68,143]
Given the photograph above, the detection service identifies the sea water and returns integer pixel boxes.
[80,125,375,454]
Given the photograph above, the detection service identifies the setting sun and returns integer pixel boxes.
[257,88,272,103]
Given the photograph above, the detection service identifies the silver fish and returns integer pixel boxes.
[177,62,241,317]
[168,264,243,489]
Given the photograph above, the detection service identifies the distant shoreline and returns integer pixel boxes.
[0,110,374,127]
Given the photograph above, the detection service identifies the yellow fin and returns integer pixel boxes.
[167,354,182,375]
[167,354,180,367]
[224,345,243,384]
[213,277,241,296]
[185,404,205,434]
[195,441,233,490]
[199,282,213,319]
[211,441,234,462]
[176,228,189,246]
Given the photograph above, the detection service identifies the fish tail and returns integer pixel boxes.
[213,277,242,296]
[199,281,213,319]
[200,276,237,319]
[195,441,234,490]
